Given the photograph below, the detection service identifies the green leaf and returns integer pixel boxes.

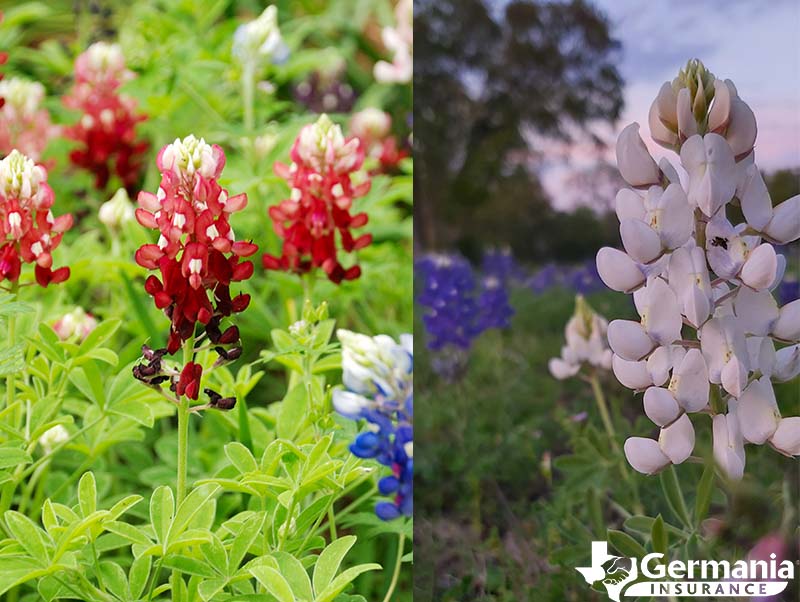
[250,566,295,602]
[129,555,151,599]
[4,511,50,564]
[104,520,153,547]
[0,445,31,469]
[167,484,219,546]
[78,472,97,518]
[225,442,258,474]
[149,486,175,546]
[624,515,687,539]
[78,319,121,355]
[109,399,154,427]
[229,514,264,572]
[660,466,691,528]
[314,564,382,602]
[274,551,313,601]
[607,529,646,559]
[694,464,715,525]
[162,555,216,578]
[271,329,297,354]
[651,515,667,556]
[98,561,128,599]
[200,534,228,576]
[313,535,356,595]
[0,344,25,377]
[120,271,161,344]
[0,557,48,596]
[197,577,228,601]
[312,352,340,374]
[278,384,308,440]
[75,347,118,366]
[312,319,336,347]
[34,323,65,363]
[107,494,143,520]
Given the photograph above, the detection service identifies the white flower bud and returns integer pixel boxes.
[725,96,757,159]
[337,329,412,402]
[38,424,69,453]
[671,349,709,413]
[773,344,800,382]
[232,6,288,67]
[658,413,695,465]
[607,320,654,362]
[0,150,46,200]
[99,188,134,229]
[769,417,800,456]
[0,77,45,118]
[738,378,780,445]
[644,387,681,427]
[53,308,98,342]
[624,437,670,475]
[771,299,800,342]
[713,404,745,480]
[680,133,737,217]
[596,247,645,293]
[332,390,370,419]
[615,123,661,187]
[296,114,361,174]
[764,195,800,245]
[740,243,778,291]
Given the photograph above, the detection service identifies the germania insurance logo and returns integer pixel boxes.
[576,541,795,601]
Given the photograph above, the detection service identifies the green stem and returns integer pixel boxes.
[238,395,253,453]
[6,281,19,415]
[176,336,195,505]
[589,372,617,451]
[243,63,255,133]
[147,557,164,602]
[381,533,405,602]
[278,496,296,551]
[589,371,644,514]
[313,483,377,538]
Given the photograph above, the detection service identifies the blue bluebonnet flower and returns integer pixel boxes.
[476,276,514,331]
[333,330,413,520]
[481,247,523,286]
[526,259,605,295]
[415,254,482,350]
[565,260,605,294]
[527,262,561,294]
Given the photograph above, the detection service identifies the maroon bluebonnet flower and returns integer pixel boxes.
[63,42,148,193]
[133,136,256,410]
[263,114,372,284]
[0,150,72,287]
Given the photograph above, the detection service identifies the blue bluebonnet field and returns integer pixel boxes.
[0,1,412,601]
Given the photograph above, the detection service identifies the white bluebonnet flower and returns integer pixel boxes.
[99,188,134,230]
[232,6,289,69]
[597,60,800,478]
[334,328,412,414]
[548,295,612,380]
[38,424,69,453]
[333,329,413,520]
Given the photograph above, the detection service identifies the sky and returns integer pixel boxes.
[543,0,800,210]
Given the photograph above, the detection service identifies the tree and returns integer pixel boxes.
[414,0,624,259]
